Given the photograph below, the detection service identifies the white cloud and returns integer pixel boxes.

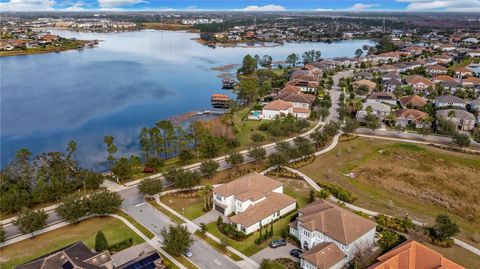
[315,8,334,11]
[397,0,480,11]
[63,1,86,11]
[0,0,56,11]
[241,4,286,11]
[350,3,380,10]
[97,0,145,8]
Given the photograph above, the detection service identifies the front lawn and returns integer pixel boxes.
[205,211,296,257]
[0,216,144,269]
[160,191,205,221]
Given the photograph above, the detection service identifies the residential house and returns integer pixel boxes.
[405,75,435,95]
[467,50,480,58]
[287,79,319,93]
[432,54,453,64]
[352,79,377,93]
[300,242,346,269]
[280,93,315,110]
[435,95,466,108]
[16,242,112,269]
[354,71,373,80]
[432,75,455,84]
[212,173,296,234]
[441,81,463,93]
[383,79,404,92]
[378,65,399,73]
[356,101,392,121]
[426,65,448,76]
[381,71,401,81]
[290,200,377,264]
[455,67,473,78]
[366,92,398,106]
[395,109,429,128]
[399,95,427,109]
[462,37,479,44]
[369,240,464,269]
[462,76,480,87]
[439,44,456,52]
[436,109,476,131]
[372,51,401,63]
[262,100,309,120]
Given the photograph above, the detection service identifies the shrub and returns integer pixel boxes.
[318,182,357,203]
[95,231,108,251]
[108,238,133,252]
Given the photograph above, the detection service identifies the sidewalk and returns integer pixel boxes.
[283,166,480,257]
[154,196,260,269]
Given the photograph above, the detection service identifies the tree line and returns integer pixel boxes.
[0,144,104,214]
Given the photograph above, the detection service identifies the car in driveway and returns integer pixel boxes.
[290,248,303,258]
[184,249,193,258]
[269,239,287,248]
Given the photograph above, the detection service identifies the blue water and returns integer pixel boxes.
[1,30,375,170]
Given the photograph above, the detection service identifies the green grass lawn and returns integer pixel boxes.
[146,199,185,224]
[160,191,205,221]
[298,137,480,267]
[0,216,144,269]
[205,211,296,257]
[194,231,243,261]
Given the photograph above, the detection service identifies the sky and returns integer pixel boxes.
[1,0,479,12]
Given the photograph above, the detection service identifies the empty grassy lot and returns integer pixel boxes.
[0,216,144,269]
[298,137,480,268]
[160,190,205,221]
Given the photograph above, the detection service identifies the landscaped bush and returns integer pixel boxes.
[108,238,133,252]
[288,155,316,169]
[216,216,248,241]
[318,182,357,203]
[376,214,414,233]
[266,167,303,179]
[258,114,309,137]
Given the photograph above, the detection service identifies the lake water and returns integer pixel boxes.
[1,30,375,170]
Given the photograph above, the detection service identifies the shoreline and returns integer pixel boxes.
[0,40,90,57]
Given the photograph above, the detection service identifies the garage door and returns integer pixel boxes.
[214,204,225,214]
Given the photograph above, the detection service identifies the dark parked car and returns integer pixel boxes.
[269,239,287,248]
[290,248,303,258]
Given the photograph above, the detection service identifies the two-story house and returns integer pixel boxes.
[289,200,377,269]
[436,109,476,131]
[212,173,296,234]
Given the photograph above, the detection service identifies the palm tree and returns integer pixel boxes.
[201,184,213,211]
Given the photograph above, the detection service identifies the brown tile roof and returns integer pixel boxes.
[455,67,473,73]
[229,192,296,228]
[301,242,345,269]
[281,93,315,104]
[427,65,448,71]
[463,77,480,84]
[395,109,428,121]
[399,95,427,108]
[263,100,293,111]
[213,173,283,201]
[280,85,301,94]
[369,240,464,269]
[405,75,435,87]
[434,75,455,82]
[367,92,397,101]
[294,200,376,245]
[353,79,377,89]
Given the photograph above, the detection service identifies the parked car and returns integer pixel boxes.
[269,239,287,248]
[184,249,193,258]
[290,248,303,258]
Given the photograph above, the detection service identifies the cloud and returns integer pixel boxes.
[315,8,334,11]
[349,3,380,10]
[0,0,56,11]
[397,0,480,11]
[241,4,286,11]
[97,0,146,8]
[63,1,86,11]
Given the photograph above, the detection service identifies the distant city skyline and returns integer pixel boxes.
[1,0,479,12]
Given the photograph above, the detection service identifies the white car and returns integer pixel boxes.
[184,249,193,258]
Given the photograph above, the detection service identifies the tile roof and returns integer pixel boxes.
[369,240,464,269]
[395,109,428,121]
[229,192,296,228]
[405,75,435,86]
[353,79,377,89]
[435,95,465,104]
[399,95,427,108]
[436,109,475,120]
[367,92,397,100]
[301,242,345,269]
[263,100,293,111]
[213,172,283,201]
[294,200,377,245]
[281,93,315,104]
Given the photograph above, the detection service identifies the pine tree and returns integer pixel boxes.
[95,231,108,251]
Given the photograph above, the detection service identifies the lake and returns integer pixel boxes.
[1,30,375,170]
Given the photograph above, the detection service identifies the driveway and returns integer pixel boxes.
[250,242,299,264]
[192,209,227,226]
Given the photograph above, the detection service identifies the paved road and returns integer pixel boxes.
[250,243,298,264]
[119,187,240,269]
